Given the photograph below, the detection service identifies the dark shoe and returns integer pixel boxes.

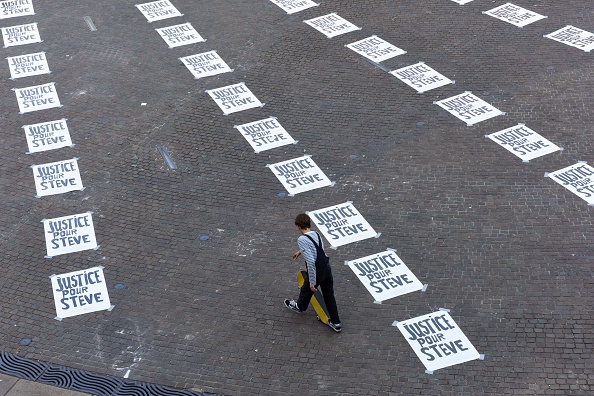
[284,299,302,312]
[328,320,342,333]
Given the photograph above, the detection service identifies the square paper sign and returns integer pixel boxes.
[346,36,406,62]
[435,92,502,126]
[545,26,594,52]
[268,155,332,195]
[487,124,560,161]
[548,162,594,205]
[155,23,205,48]
[7,51,50,79]
[2,22,41,47]
[180,51,232,79]
[269,0,318,14]
[309,202,378,248]
[391,62,453,93]
[483,3,547,27]
[32,158,84,197]
[43,212,98,257]
[23,119,73,153]
[51,266,111,320]
[207,83,263,115]
[0,0,35,19]
[347,250,423,302]
[14,82,61,114]
[136,0,182,22]
[396,311,481,372]
[304,13,360,38]
[234,117,295,153]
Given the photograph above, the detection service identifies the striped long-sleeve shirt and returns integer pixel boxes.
[297,231,325,286]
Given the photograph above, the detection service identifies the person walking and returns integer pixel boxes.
[284,213,342,332]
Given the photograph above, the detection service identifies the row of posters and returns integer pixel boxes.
[267,1,486,376]
[0,3,112,320]
[450,1,593,52]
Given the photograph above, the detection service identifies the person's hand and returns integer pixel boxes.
[310,285,317,292]
[292,250,301,260]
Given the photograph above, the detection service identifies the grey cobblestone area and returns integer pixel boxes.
[0,0,592,395]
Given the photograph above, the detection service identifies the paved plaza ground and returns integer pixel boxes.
[0,0,593,395]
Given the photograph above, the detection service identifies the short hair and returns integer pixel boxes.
[294,213,311,229]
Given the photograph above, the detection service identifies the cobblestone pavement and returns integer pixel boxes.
[0,0,593,395]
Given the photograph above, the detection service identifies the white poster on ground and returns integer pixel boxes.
[23,119,73,153]
[2,22,41,47]
[7,51,49,79]
[234,117,295,153]
[396,311,481,372]
[32,158,83,197]
[391,62,453,93]
[14,82,61,113]
[269,0,318,14]
[0,0,35,20]
[43,212,98,257]
[155,23,205,48]
[304,13,360,38]
[484,3,547,27]
[449,0,474,4]
[136,0,182,22]
[435,92,502,126]
[309,202,378,248]
[347,250,423,302]
[548,162,594,205]
[545,26,594,52]
[51,266,111,319]
[269,155,332,195]
[180,51,232,79]
[346,36,406,62]
[487,124,560,161]
[206,83,263,115]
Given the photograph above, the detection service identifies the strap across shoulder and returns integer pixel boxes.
[303,232,322,248]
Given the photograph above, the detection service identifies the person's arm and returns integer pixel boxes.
[297,236,317,287]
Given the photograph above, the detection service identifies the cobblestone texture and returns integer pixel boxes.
[0,0,593,395]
